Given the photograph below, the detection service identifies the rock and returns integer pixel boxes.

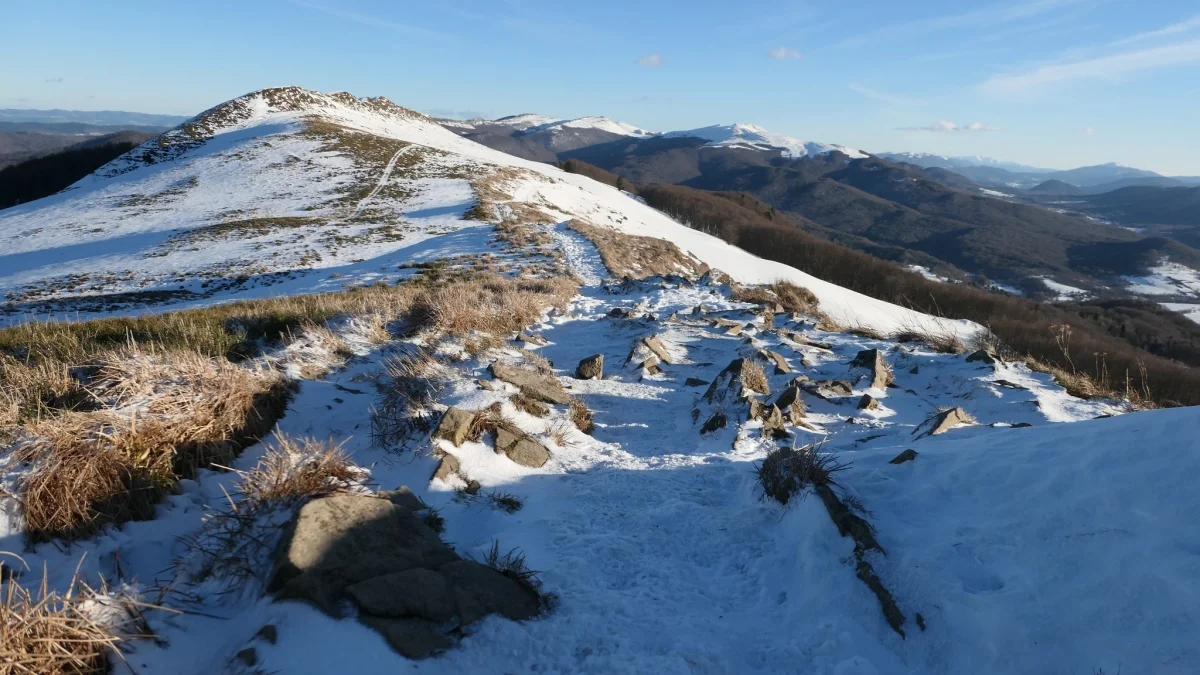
[724,325,743,337]
[888,449,918,464]
[639,356,662,375]
[684,377,710,387]
[909,365,919,375]
[966,349,997,364]
[433,407,475,447]
[857,394,880,411]
[438,560,541,624]
[642,336,672,364]
[464,479,482,495]
[269,495,459,615]
[850,349,893,389]
[914,407,974,439]
[711,318,742,328]
[759,349,791,375]
[489,363,570,405]
[571,351,602,380]
[701,358,765,405]
[359,616,453,660]
[699,412,727,434]
[760,312,775,329]
[254,625,278,645]
[235,648,257,667]
[608,307,630,318]
[993,379,1026,390]
[801,379,853,400]
[517,332,547,346]
[691,304,706,315]
[431,453,461,483]
[377,486,425,511]
[494,425,551,468]
[347,568,458,622]
[1012,422,1033,428]
[760,404,785,434]
[774,385,807,424]
[477,379,494,391]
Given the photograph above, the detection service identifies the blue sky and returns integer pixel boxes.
[4,0,1200,174]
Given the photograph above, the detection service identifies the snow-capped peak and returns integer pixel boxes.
[527,116,654,137]
[663,122,864,159]
[490,113,562,131]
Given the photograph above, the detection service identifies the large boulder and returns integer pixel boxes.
[489,363,570,405]
[575,354,604,380]
[851,349,893,389]
[494,425,552,468]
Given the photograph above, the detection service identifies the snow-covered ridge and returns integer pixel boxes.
[448,113,653,137]
[664,122,865,159]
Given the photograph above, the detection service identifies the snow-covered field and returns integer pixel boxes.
[1126,261,1200,298]
[2,87,1198,674]
[663,123,864,159]
[1040,277,1090,301]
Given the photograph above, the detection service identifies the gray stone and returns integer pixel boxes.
[268,495,458,615]
[857,394,880,411]
[517,332,547,346]
[359,616,453,660]
[494,425,551,468]
[235,648,257,667]
[433,407,475,447]
[914,407,974,439]
[477,379,494,391]
[347,568,458,622]
[759,349,791,375]
[432,453,460,483]
[684,377,710,387]
[889,449,918,464]
[254,625,277,645]
[774,385,807,424]
[851,349,893,389]
[639,356,662,375]
[576,354,604,380]
[439,560,541,624]
[377,486,425,511]
[642,336,672,364]
[966,349,997,364]
[489,363,570,405]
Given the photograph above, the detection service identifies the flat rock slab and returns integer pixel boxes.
[489,363,570,405]
[914,407,974,439]
[495,425,552,468]
[434,406,475,447]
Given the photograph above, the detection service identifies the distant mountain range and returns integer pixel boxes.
[881,152,1200,192]
[0,108,189,128]
[0,109,184,167]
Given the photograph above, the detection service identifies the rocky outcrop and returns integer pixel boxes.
[773,385,807,425]
[494,425,552,468]
[269,493,542,659]
[433,407,475,447]
[966,349,997,365]
[575,354,604,380]
[801,379,854,400]
[758,349,791,375]
[888,449,918,464]
[851,349,893,389]
[489,363,570,405]
[913,407,975,439]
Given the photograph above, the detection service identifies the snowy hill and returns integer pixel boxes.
[1,86,1198,675]
[664,122,865,159]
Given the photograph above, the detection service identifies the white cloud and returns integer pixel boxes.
[1111,14,1200,47]
[1085,127,1095,136]
[768,47,803,60]
[979,39,1200,95]
[897,120,998,132]
[838,0,1085,47]
[634,54,662,67]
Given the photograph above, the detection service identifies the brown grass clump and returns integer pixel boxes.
[769,281,819,314]
[0,569,123,675]
[237,435,364,507]
[16,350,289,542]
[756,441,848,506]
[409,275,576,336]
[740,359,770,395]
[370,349,452,449]
[0,358,93,433]
[511,392,549,418]
[568,397,594,434]
[569,220,709,280]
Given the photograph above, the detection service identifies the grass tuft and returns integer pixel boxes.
[756,441,849,506]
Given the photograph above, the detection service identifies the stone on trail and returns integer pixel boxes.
[575,354,604,380]
[433,406,474,447]
[850,349,894,389]
[489,362,570,405]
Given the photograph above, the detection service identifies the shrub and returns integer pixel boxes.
[756,442,848,506]
[740,359,770,395]
[568,397,594,434]
[237,435,364,507]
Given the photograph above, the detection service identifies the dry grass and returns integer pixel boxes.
[769,281,819,314]
[545,419,577,448]
[0,568,122,675]
[740,359,770,395]
[756,441,849,506]
[370,349,452,449]
[16,350,289,542]
[568,397,594,434]
[237,435,364,507]
[408,275,576,337]
[482,541,542,592]
[511,392,549,418]
[569,220,708,280]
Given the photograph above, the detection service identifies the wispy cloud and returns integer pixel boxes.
[838,0,1084,47]
[849,83,924,107]
[44,77,63,83]
[979,39,1200,95]
[289,0,451,40]
[1112,14,1200,46]
[768,47,803,60]
[1084,127,1095,136]
[897,121,998,132]
[635,54,662,68]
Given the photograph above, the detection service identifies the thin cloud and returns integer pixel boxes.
[838,0,1084,47]
[288,0,451,40]
[1112,14,1200,47]
[849,83,924,106]
[897,121,998,132]
[768,47,803,60]
[425,108,491,120]
[634,54,662,67]
[1084,127,1095,136]
[45,77,63,83]
[979,39,1200,95]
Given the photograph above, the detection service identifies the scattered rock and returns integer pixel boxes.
[464,479,482,495]
[433,407,475,447]
[711,317,742,328]
[639,356,662,375]
[254,625,278,645]
[724,325,743,337]
[850,349,894,389]
[888,449,918,464]
[759,312,775,330]
[782,332,832,350]
[640,336,670,363]
[489,363,570,405]
[608,307,630,318]
[477,379,494,391]
[702,358,768,406]
[235,648,257,667]
[857,394,880,411]
[438,559,541,624]
[909,365,919,375]
[376,486,425,511]
[966,349,997,364]
[758,349,791,375]
[773,385,807,424]
[493,425,552,468]
[517,332,547,346]
[913,407,975,439]
[684,377,710,387]
[575,354,604,380]
[347,568,458,622]
[801,379,854,400]
[993,379,1027,390]
[699,412,727,434]
[1011,422,1033,428]
[431,453,461,483]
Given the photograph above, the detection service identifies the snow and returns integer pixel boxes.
[1125,261,1200,297]
[1040,277,1089,301]
[977,188,1012,199]
[2,86,1197,675]
[905,265,950,283]
[663,123,865,159]
[490,113,563,131]
[1162,302,1200,325]
[526,116,654,137]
